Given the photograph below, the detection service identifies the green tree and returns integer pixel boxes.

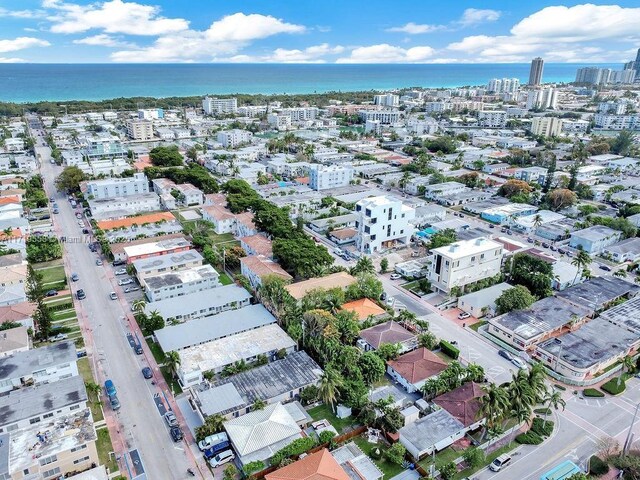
[439,461,457,480]
[384,443,406,465]
[165,350,181,379]
[149,145,184,166]
[252,398,267,411]
[350,256,375,276]
[542,390,566,422]
[223,464,238,480]
[463,448,485,469]
[358,351,386,386]
[495,285,536,314]
[478,383,510,440]
[418,331,438,350]
[610,130,636,155]
[428,228,457,249]
[379,257,389,273]
[34,300,53,340]
[85,381,102,403]
[26,264,44,302]
[509,253,554,298]
[54,166,86,193]
[318,367,343,412]
[273,237,334,279]
[375,342,401,361]
[571,249,592,284]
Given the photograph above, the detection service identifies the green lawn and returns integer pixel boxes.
[209,232,236,245]
[52,310,77,321]
[353,437,405,479]
[77,358,104,422]
[453,443,519,480]
[469,320,488,332]
[219,272,233,285]
[36,265,67,285]
[145,337,166,364]
[308,404,357,434]
[43,294,72,305]
[96,427,118,473]
[160,366,183,394]
[418,446,462,470]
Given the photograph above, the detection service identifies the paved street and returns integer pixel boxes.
[32,126,205,478]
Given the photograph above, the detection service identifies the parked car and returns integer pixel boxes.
[76,289,86,300]
[527,238,534,243]
[118,278,133,286]
[114,268,127,275]
[203,441,231,459]
[489,224,495,229]
[170,426,183,442]
[512,357,527,370]
[134,344,143,355]
[124,286,140,293]
[558,248,566,254]
[490,454,512,472]
[71,273,79,281]
[142,367,153,379]
[109,292,118,300]
[76,350,87,358]
[599,264,612,271]
[49,333,68,342]
[457,312,471,320]
[498,350,513,361]
[164,411,178,427]
[82,228,89,234]
[45,289,58,297]
[390,273,402,280]
[198,432,229,451]
[95,259,103,266]
[52,209,59,214]
[112,260,126,267]
[542,242,550,248]
[208,450,235,468]
[110,395,121,411]
[104,379,116,397]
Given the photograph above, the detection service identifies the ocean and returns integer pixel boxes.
[0,63,616,103]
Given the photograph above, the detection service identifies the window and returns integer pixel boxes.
[43,413,54,419]
[70,405,80,411]
[43,467,61,478]
[73,456,90,465]
[29,417,41,425]
[40,455,58,466]
[471,256,476,261]
[71,444,87,453]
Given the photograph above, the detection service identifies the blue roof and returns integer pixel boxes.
[540,461,581,480]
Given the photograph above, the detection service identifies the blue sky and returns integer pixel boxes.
[1,1,639,63]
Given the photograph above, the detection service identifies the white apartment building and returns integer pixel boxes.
[594,114,640,130]
[309,164,354,191]
[486,78,520,93]
[423,181,467,199]
[267,113,292,130]
[428,237,504,294]
[374,94,400,107]
[142,264,221,302]
[138,108,163,120]
[477,111,507,128]
[126,119,154,140]
[526,88,557,110]
[358,110,402,124]
[365,119,382,135]
[280,107,319,122]
[217,129,253,148]
[407,118,438,135]
[425,102,450,113]
[599,101,628,115]
[530,117,563,137]
[202,96,238,115]
[83,172,150,200]
[355,196,415,253]
[238,105,268,117]
[561,119,590,134]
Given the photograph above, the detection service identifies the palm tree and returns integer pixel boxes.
[525,362,549,403]
[421,377,447,399]
[508,370,536,425]
[350,257,375,276]
[614,269,627,278]
[571,249,592,283]
[542,391,566,422]
[165,350,181,379]
[465,363,485,383]
[619,356,635,387]
[252,398,267,411]
[318,367,343,412]
[85,381,101,403]
[478,383,510,440]
[532,214,543,231]
[132,298,146,314]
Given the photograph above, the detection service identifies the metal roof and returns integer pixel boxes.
[0,340,77,381]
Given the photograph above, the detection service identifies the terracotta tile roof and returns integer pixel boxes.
[97,212,176,231]
[241,234,273,257]
[0,196,20,206]
[0,302,36,323]
[359,321,416,350]
[0,228,22,240]
[266,449,350,480]
[204,193,227,207]
[240,255,292,282]
[433,382,484,427]
[235,211,256,229]
[340,298,385,321]
[387,347,448,384]
[0,188,26,197]
[330,228,357,240]
[285,272,356,300]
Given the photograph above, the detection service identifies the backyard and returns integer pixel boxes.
[353,436,405,479]
[308,404,358,434]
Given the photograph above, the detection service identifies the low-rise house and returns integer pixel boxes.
[285,272,356,302]
[331,443,384,480]
[512,210,565,233]
[552,261,581,291]
[122,235,192,263]
[394,258,430,279]
[142,264,221,302]
[457,282,512,318]
[488,296,591,350]
[240,234,273,258]
[400,408,465,460]
[433,382,485,431]
[423,182,467,200]
[266,449,351,480]
[482,162,510,175]
[358,321,417,353]
[340,298,386,322]
[88,192,161,220]
[329,228,358,245]
[154,303,275,352]
[480,203,538,225]
[0,325,29,357]
[132,249,203,280]
[0,301,35,329]
[240,255,293,288]
[202,204,236,234]
[603,237,640,263]
[177,323,297,388]
[556,276,640,313]
[386,347,448,393]
[236,212,258,237]
[144,283,251,322]
[569,226,622,254]
[193,351,322,419]
[98,211,183,242]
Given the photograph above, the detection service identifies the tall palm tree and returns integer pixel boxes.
[85,381,101,403]
[619,356,635,387]
[571,249,592,284]
[318,367,343,412]
[132,298,146,314]
[350,257,375,276]
[508,370,536,425]
[478,383,510,440]
[525,362,549,403]
[532,214,543,231]
[165,350,181,379]
[542,391,566,422]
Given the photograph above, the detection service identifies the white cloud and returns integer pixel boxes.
[110,12,305,62]
[45,0,189,35]
[458,8,501,26]
[0,57,26,63]
[385,22,442,34]
[73,34,135,48]
[223,43,343,63]
[336,44,435,63]
[0,37,51,53]
[0,7,47,19]
[447,4,640,62]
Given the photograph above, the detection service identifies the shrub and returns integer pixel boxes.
[534,408,551,415]
[516,432,543,445]
[531,418,554,437]
[318,430,336,445]
[271,437,317,466]
[589,455,610,476]
[439,340,460,360]
[370,447,383,460]
[242,460,265,476]
[583,388,605,398]
[385,443,406,465]
[601,378,626,395]
[462,448,485,468]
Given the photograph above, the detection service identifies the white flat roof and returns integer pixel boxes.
[432,237,502,259]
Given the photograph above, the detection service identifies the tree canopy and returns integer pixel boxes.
[495,285,536,314]
[149,145,184,167]
[508,253,553,298]
[55,166,86,193]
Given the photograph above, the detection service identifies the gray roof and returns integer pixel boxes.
[0,341,77,381]
[571,225,620,241]
[155,303,275,352]
[199,351,322,416]
[132,250,203,273]
[144,284,251,320]
[458,283,512,309]
[400,409,464,452]
[537,317,640,369]
[332,442,383,480]
[492,296,591,341]
[604,237,640,256]
[0,433,8,476]
[599,295,640,333]
[0,375,87,426]
[144,265,218,289]
[557,277,640,311]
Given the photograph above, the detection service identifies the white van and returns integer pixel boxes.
[208,449,235,468]
[489,454,511,472]
[198,432,229,451]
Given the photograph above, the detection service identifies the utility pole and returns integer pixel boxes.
[623,403,640,455]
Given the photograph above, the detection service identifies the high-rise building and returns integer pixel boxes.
[576,67,634,85]
[528,57,544,86]
[624,61,635,71]
[526,88,557,110]
[202,96,238,115]
[635,48,640,77]
[486,78,520,93]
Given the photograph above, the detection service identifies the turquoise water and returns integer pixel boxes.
[0,63,616,103]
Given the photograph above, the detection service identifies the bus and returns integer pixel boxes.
[540,460,582,480]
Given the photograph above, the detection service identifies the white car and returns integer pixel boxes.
[114,268,127,275]
[457,312,471,320]
[48,333,68,342]
[390,273,402,280]
[109,292,118,300]
[208,450,235,468]
[118,278,133,286]
[511,357,527,370]
[164,411,178,427]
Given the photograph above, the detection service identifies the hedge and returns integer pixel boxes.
[439,340,460,360]
[583,388,605,398]
[531,418,554,437]
[601,378,626,395]
[589,455,610,476]
[48,302,73,312]
[534,408,551,415]
[271,436,317,466]
[516,432,543,445]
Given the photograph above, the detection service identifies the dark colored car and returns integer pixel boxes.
[142,367,153,379]
[498,350,513,361]
[170,426,183,442]
[112,260,126,267]
[599,265,612,271]
[134,344,143,355]
[71,273,79,281]
[76,289,86,300]
[45,289,58,297]
[203,441,231,459]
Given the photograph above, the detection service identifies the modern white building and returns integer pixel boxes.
[308,164,354,191]
[137,108,163,120]
[477,111,507,128]
[358,110,402,124]
[203,96,238,115]
[355,196,415,253]
[126,119,154,140]
[594,114,640,130]
[82,172,150,200]
[526,88,557,110]
[428,237,504,294]
[280,107,319,122]
[373,94,400,107]
[217,129,253,148]
[142,264,221,302]
[87,193,161,219]
[267,113,292,130]
[530,117,563,137]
